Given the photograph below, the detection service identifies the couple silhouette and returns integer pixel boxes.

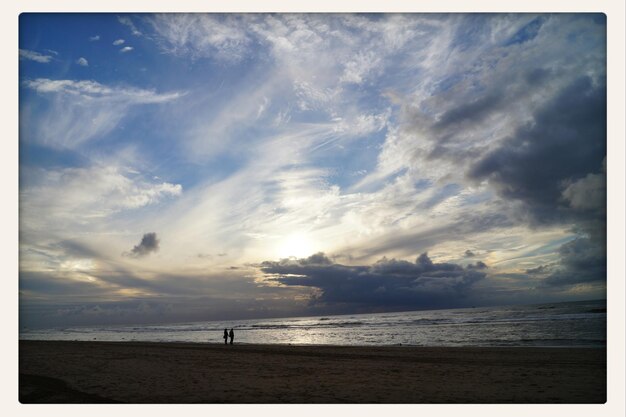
[223,328,234,345]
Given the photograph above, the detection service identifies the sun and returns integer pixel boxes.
[276,233,315,259]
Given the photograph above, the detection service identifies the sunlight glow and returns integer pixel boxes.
[277,233,315,259]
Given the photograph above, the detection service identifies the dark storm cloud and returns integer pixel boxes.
[467,261,487,270]
[300,252,333,265]
[525,265,550,275]
[259,252,487,310]
[468,76,606,225]
[126,232,160,257]
[464,250,475,258]
[542,238,606,287]
[433,94,503,131]
[462,76,607,291]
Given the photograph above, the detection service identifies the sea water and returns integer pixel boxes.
[20,299,606,347]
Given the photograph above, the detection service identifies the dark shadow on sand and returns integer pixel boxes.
[19,373,123,404]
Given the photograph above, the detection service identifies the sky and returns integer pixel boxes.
[18,13,607,329]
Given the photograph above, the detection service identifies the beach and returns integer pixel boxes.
[19,340,606,403]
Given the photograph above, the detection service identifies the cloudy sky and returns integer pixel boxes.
[19,13,606,329]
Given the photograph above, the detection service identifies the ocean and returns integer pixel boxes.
[19,299,606,347]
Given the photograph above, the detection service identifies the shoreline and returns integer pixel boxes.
[18,338,608,348]
[20,340,607,404]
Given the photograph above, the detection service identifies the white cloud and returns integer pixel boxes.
[89,35,100,41]
[76,57,89,66]
[19,49,53,63]
[120,46,134,53]
[113,39,125,45]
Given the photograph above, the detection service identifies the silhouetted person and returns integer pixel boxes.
[223,328,228,345]
[229,328,234,345]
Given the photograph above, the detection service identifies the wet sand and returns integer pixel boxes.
[19,340,606,403]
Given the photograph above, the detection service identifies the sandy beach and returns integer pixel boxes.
[19,340,606,403]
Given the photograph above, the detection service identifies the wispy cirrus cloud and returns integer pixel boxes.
[118,16,142,36]
[21,78,185,149]
[148,14,253,62]
[19,49,54,63]
[23,78,182,102]
[20,164,183,236]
